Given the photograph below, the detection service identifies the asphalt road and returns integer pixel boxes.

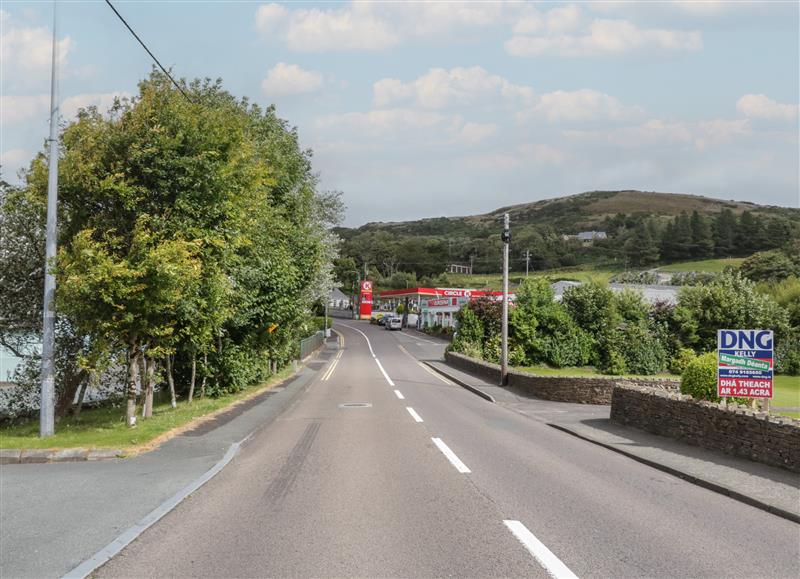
[98,321,800,578]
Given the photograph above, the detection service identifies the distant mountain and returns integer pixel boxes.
[339,190,799,238]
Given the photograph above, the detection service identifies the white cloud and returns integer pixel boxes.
[0,94,50,125]
[316,108,450,138]
[0,13,73,89]
[1,92,130,127]
[261,63,324,97]
[736,94,798,122]
[522,89,643,123]
[373,66,534,109]
[506,18,702,57]
[545,4,583,33]
[564,117,754,151]
[254,2,508,52]
[256,3,399,51]
[1,148,31,178]
[451,122,498,145]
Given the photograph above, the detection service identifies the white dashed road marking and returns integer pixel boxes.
[503,520,579,579]
[431,437,471,473]
[394,390,405,400]
[406,407,424,422]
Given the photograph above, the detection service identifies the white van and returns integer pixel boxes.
[386,316,403,331]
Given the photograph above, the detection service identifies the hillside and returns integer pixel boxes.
[342,190,798,238]
[334,190,800,281]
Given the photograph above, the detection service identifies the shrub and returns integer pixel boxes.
[680,352,718,401]
[775,331,800,375]
[674,272,790,352]
[618,322,668,375]
[669,348,696,375]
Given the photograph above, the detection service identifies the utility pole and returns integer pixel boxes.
[40,0,60,438]
[501,213,510,386]
[524,250,531,276]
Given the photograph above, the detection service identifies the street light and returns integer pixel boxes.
[40,0,60,437]
[501,213,510,386]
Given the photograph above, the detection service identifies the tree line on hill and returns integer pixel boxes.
[334,208,798,287]
[0,71,339,426]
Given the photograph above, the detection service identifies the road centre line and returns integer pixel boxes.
[503,520,579,579]
[406,407,424,422]
[340,323,376,357]
[340,323,396,386]
[394,390,405,400]
[375,358,395,386]
[431,437,471,473]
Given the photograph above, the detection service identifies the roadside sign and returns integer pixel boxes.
[717,329,773,398]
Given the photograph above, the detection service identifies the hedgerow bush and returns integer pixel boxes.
[669,348,696,375]
[680,352,718,401]
[617,322,668,375]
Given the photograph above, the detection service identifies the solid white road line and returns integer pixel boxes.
[394,390,405,400]
[374,358,395,387]
[340,323,396,386]
[431,437,471,473]
[503,520,579,579]
[406,407,424,422]
[340,323,376,357]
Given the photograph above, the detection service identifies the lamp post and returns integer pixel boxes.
[501,213,510,386]
[40,0,60,437]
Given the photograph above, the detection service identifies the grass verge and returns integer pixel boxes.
[657,257,745,273]
[0,366,295,452]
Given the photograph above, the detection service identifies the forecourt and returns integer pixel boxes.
[98,321,799,578]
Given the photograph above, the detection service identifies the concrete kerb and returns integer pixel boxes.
[62,349,337,579]
[422,361,496,403]
[548,422,800,525]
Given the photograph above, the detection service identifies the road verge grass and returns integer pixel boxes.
[0,366,295,452]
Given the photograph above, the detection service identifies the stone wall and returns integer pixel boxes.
[444,351,678,405]
[611,383,800,473]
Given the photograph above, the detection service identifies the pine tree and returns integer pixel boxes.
[690,210,714,258]
[673,212,693,260]
[713,209,736,257]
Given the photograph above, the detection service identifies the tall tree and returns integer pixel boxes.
[689,210,714,258]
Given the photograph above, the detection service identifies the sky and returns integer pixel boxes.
[1,1,798,226]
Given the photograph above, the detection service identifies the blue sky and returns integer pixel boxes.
[2,1,798,226]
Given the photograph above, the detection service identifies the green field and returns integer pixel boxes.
[0,367,294,450]
[447,267,616,290]
[657,257,745,273]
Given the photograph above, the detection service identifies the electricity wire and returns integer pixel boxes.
[104,0,193,103]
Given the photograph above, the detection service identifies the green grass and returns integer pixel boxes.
[773,375,800,418]
[0,366,294,451]
[657,257,745,273]
[446,266,617,291]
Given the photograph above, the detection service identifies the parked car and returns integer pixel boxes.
[386,316,402,331]
[377,314,389,326]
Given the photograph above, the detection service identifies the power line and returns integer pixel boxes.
[104,0,193,103]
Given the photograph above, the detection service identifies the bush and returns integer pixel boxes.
[775,331,800,375]
[674,272,790,352]
[680,352,718,401]
[669,348,696,375]
[617,322,667,375]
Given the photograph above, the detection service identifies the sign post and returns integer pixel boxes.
[717,329,774,407]
[359,280,373,320]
